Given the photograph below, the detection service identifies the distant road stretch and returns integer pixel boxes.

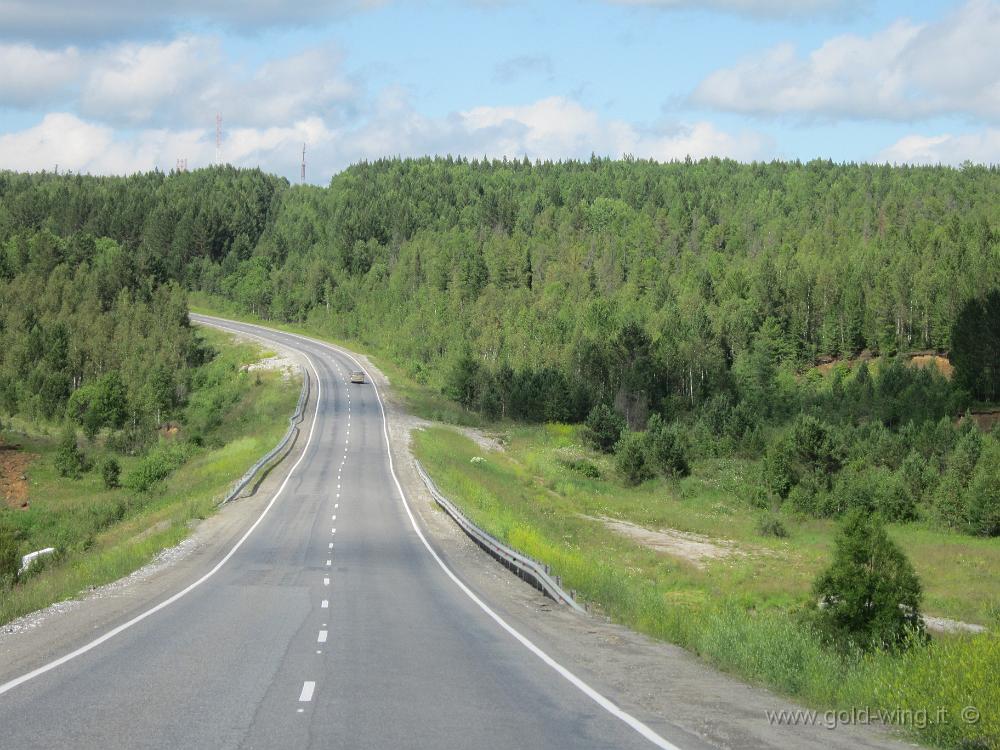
[0,314,700,750]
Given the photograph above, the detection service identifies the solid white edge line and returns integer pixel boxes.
[199,316,682,750]
[0,345,324,697]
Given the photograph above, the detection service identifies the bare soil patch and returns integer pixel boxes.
[0,442,37,510]
[963,408,1000,432]
[582,514,745,568]
[815,351,953,379]
[909,353,953,378]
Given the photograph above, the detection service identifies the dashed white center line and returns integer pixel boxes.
[332,515,336,521]
[299,681,315,702]
[326,559,332,566]
[334,503,339,508]
[328,542,333,549]
[318,630,328,643]
[321,599,329,608]
[323,577,330,586]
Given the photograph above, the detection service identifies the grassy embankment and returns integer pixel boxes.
[187,296,998,749]
[0,327,300,625]
[413,424,999,750]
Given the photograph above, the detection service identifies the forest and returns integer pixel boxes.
[1,158,998,536]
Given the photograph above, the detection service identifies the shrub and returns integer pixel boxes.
[757,512,789,538]
[100,457,121,489]
[812,511,925,651]
[54,423,86,478]
[584,403,625,454]
[614,430,653,486]
[645,414,690,477]
[123,442,193,492]
[560,458,601,479]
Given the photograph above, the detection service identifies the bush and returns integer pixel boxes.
[645,413,690,477]
[757,512,789,538]
[614,431,653,486]
[100,457,121,489]
[812,511,925,651]
[560,457,601,479]
[584,403,625,454]
[123,442,193,492]
[54,423,86,479]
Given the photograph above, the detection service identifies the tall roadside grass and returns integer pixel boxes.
[414,426,999,750]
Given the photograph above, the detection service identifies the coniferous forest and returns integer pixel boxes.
[1,158,998,534]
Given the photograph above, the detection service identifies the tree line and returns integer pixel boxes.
[1,158,997,535]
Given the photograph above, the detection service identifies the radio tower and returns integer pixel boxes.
[215,113,222,165]
[301,142,306,183]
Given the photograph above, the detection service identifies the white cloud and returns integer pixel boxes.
[692,0,1000,122]
[0,113,209,174]
[608,0,861,19]
[80,37,221,125]
[0,36,356,131]
[0,98,772,183]
[452,97,768,162]
[877,130,1000,165]
[0,43,82,107]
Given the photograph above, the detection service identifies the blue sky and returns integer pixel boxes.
[0,0,996,183]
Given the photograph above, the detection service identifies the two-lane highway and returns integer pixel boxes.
[0,315,705,750]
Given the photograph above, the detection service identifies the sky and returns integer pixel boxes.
[0,0,997,183]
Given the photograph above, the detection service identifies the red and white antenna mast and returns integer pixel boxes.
[301,142,306,183]
[215,113,222,165]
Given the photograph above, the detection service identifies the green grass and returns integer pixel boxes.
[413,425,1000,749]
[0,328,300,625]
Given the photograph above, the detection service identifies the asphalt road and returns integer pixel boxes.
[0,315,709,750]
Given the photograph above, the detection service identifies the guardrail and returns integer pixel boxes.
[220,365,310,505]
[413,459,585,613]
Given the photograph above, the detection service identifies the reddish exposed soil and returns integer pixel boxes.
[815,351,953,379]
[909,354,954,378]
[0,442,37,510]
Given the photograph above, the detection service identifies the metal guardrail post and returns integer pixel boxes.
[413,459,585,613]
